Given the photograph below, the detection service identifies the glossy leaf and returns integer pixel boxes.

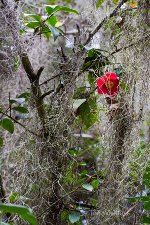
[45,5,79,16]
[18,92,31,101]
[77,97,98,129]
[23,14,42,22]
[82,183,93,192]
[46,15,57,26]
[69,211,81,223]
[48,25,60,41]
[0,203,37,225]
[127,196,150,202]
[0,118,14,134]
[26,21,40,29]
[83,48,109,71]
[12,106,28,114]
[73,99,86,110]
[41,25,51,39]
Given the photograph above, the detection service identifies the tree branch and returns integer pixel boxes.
[20,52,36,82]
[39,74,61,86]
[83,0,128,46]
[37,66,44,80]
[110,33,150,55]
[40,89,54,99]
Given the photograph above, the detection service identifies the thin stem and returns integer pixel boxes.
[39,74,61,86]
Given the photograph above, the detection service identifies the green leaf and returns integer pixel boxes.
[113,0,119,4]
[120,82,129,93]
[80,170,88,178]
[24,13,42,22]
[45,5,79,16]
[127,196,150,202]
[144,201,150,210]
[142,216,150,224]
[61,210,69,221]
[18,92,31,101]
[58,6,79,15]
[12,106,28,114]
[0,118,14,134]
[73,87,86,99]
[143,164,150,187]
[82,183,93,192]
[88,73,96,85]
[26,21,40,29]
[96,0,104,8]
[0,203,37,225]
[46,15,57,26]
[73,99,86,110]
[83,48,109,71]
[91,179,100,189]
[9,192,20,203]
[0,137,4,147]
[41,25,52,39]
[48,25,60,41]
[69,211,81,223]
[77,97,98,130]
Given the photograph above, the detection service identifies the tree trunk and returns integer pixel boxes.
[97,0,150,224]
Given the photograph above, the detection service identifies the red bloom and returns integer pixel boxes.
[96,72,119,96]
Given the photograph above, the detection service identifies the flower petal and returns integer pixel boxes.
[105,72,118,81]
[97,72,119,96]
[97,78,108,94]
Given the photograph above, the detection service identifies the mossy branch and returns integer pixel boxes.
[83,0,128,46]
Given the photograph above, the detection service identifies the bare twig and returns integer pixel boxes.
[39,74,61,86]
[40,89,54,99]
[9,92,11,117]
[123,204,137,217]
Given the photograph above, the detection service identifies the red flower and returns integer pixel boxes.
[96,72,119,96]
